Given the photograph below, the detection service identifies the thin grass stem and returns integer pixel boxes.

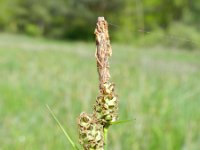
[46,105,80,150]
[104,127,108,150]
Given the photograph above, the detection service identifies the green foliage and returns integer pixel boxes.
[0,0,200,44]
[25,24,42,36]
[137,29,165,47]
[135,23,200,50]
[166,23,200,49]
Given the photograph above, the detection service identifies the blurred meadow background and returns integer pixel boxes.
[0,0,200,150]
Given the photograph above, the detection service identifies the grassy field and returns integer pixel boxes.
[0,33,200,150]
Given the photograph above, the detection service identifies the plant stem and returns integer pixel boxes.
[104,126,109,150]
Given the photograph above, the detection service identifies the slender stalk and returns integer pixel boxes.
[103,127,108,150]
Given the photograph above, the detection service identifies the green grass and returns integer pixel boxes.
[0,33,200,150]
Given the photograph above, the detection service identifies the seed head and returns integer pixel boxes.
[94,82,118,126]
[78,113,104,150]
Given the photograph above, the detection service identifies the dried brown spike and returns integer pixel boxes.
[95,17,112,86]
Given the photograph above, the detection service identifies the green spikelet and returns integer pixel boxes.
[94,82,118,126]
[78,113,104,150]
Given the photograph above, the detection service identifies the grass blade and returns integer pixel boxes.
[111,119,135,125]
[46,105,80,150]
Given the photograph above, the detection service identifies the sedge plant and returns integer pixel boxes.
[77,17,119,150]
[47,17,129,150]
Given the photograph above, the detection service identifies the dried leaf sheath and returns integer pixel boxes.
[95,17,112,85]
